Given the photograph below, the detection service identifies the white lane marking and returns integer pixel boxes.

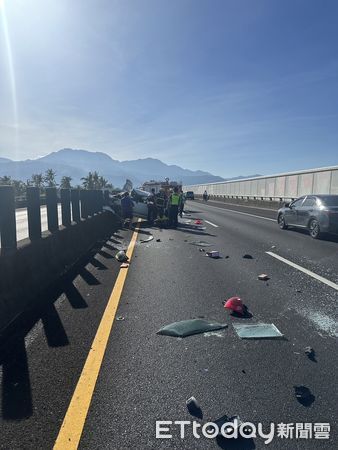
[205,220,219,228]
[266,251,338,291]
[198,202,276,222]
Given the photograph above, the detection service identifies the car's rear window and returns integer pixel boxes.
[187,191,194,194]
[319,196,338,206]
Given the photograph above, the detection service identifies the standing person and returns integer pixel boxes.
[179,190,186,218]
[168,186,181,228]
[156,188,166,218]
[147,188,157,225]
[203,190,208,201]
[121,192,134,229]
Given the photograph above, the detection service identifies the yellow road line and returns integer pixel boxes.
[54,219,141,450]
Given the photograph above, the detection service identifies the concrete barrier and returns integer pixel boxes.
[183,165,338,201]
[0,211,120,334]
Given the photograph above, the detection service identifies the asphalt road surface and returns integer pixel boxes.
[0,200,337,449]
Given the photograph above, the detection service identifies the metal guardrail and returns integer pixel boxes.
[0,187,110,255]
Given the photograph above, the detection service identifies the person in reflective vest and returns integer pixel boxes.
[168,187,181,228]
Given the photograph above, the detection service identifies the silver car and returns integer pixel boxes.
[277,195,338,239]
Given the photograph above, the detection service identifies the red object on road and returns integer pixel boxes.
[195,219,203,225]
[224,297,244,314]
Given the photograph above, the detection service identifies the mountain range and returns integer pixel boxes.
[0,148,260,187]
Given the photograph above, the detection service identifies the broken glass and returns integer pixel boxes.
[233,323,283,339]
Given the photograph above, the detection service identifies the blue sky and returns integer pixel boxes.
[0,0,337,177]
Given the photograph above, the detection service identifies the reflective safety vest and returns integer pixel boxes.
[170,194,180,206]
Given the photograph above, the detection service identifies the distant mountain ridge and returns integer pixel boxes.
[0,148,259,187]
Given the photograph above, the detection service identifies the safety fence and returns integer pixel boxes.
[0,186,110,255]
[183,165,338,202]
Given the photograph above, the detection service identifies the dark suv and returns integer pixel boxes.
[185,191,195,200]
[277,195,338,239]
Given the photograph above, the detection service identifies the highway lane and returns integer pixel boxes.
[0,204,337,449]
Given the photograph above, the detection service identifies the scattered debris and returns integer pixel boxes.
[115,250,129,262]
[116,316,125,321]
[205,250,220,258]
[169,238,174,241]
[233,323,283,339]
[186,397,203,419]
[296,289,302,293]
[140,235,154,243]
[271,245,276,249]
[156,238,161,242]
[242,370,246,374]
[305,346,316,361]
[242,254,254,259]
[258,273,270,281]
[120,263,129,268]
[199,248,205,252]
[225,255,230,259]
[190,241,212,247]
[194,219,203,225]
[294,386,315,406]
[224,297,245,314]
[157,319,228,338]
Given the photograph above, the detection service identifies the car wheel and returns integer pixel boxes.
[278,214,288,229]
[309,219,321,239]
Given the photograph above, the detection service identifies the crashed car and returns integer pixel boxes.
[104,188,150,219]
[277,194,338,239]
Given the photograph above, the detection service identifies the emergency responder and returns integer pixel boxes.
[147,188,157,225]
[179,189,186,217]
[168,186,181,228]
[121,191,134,229]
[156,188,166,218]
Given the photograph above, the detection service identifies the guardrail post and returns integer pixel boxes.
[46,187,59,232]
[104,190,110,205]
[27,187,41,240]
[71,189,81,222]
[97,190,103,212]
[80,190,89,219]
[0,186,17,254]
[61,189,71,227]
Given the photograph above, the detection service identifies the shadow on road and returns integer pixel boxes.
[216,436,256,449]
[0,231,121,420]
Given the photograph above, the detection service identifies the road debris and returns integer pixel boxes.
[156,238,161,242]
[305,346,316,361]
[205,250,220,258]
[199,248,205,252]
[157,319,228,337]
[233,323,283,339]
[120,263,129,268]
[258,273,270,281]
[190,241,212,247]
[294,386,315,406]
[242,254,254,259]
[116,316,125,321]
[186,397,203,419]
[224,297,245,314]
[194,219,203,225]
[115,250,129,262]
[140,235,154,243]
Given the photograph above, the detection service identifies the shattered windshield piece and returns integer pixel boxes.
[233,323,283,339]
[157,319,228,337]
